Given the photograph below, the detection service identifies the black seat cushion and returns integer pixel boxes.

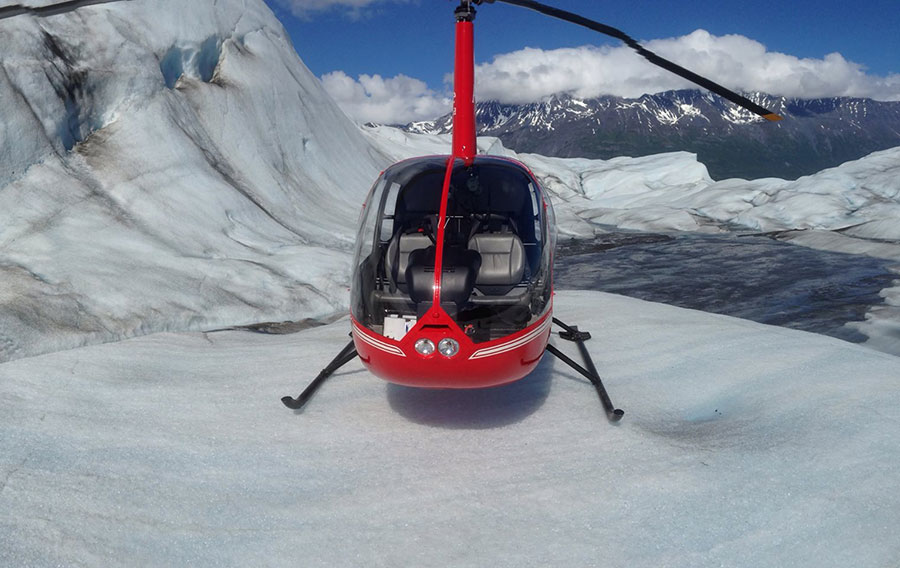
[406,246,481,307]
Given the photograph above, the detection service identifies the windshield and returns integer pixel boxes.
[351,156,553,343]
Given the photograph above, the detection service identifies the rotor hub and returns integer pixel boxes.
[455,1,476,22]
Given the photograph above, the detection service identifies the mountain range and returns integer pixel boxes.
[404,90,900,180]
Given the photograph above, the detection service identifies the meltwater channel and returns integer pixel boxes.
[555,232,899,344]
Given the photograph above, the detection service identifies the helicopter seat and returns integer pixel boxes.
[385,230,433,293]
[467,231,526,296]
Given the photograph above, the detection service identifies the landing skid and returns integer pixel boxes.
[281,340,358,410]
[546,318,624,422]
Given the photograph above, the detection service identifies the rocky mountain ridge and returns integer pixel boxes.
[405,90,900,180]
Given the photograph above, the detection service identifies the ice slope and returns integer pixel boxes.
[0,0,386,363]
[1,290,899,567]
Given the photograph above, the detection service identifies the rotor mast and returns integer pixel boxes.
[452,1,477,165]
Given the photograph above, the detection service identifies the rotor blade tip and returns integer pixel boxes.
[763,112,784,122]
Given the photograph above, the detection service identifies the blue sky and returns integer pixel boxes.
[263,0,900,123]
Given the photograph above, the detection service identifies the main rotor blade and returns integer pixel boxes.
[481,0,783,121]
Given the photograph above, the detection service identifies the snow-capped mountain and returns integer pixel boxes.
[405,91,900,180]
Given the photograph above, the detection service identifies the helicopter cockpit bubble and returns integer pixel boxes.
[350,155,554,345]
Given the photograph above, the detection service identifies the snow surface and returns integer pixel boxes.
[2,290,899,567]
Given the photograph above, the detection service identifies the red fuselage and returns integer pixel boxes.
[352,305,552,389]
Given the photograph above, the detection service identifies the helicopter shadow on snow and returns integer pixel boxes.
[386,358,555,429]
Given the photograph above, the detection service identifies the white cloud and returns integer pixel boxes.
[321,30,900,123]
[320,71,451,124]
[473,30,900,103]
[272,0,408,19]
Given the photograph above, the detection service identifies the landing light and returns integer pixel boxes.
[438,338,460,358]
[414,338,436,356]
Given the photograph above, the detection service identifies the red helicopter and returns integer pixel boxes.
[282,0,782,420]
